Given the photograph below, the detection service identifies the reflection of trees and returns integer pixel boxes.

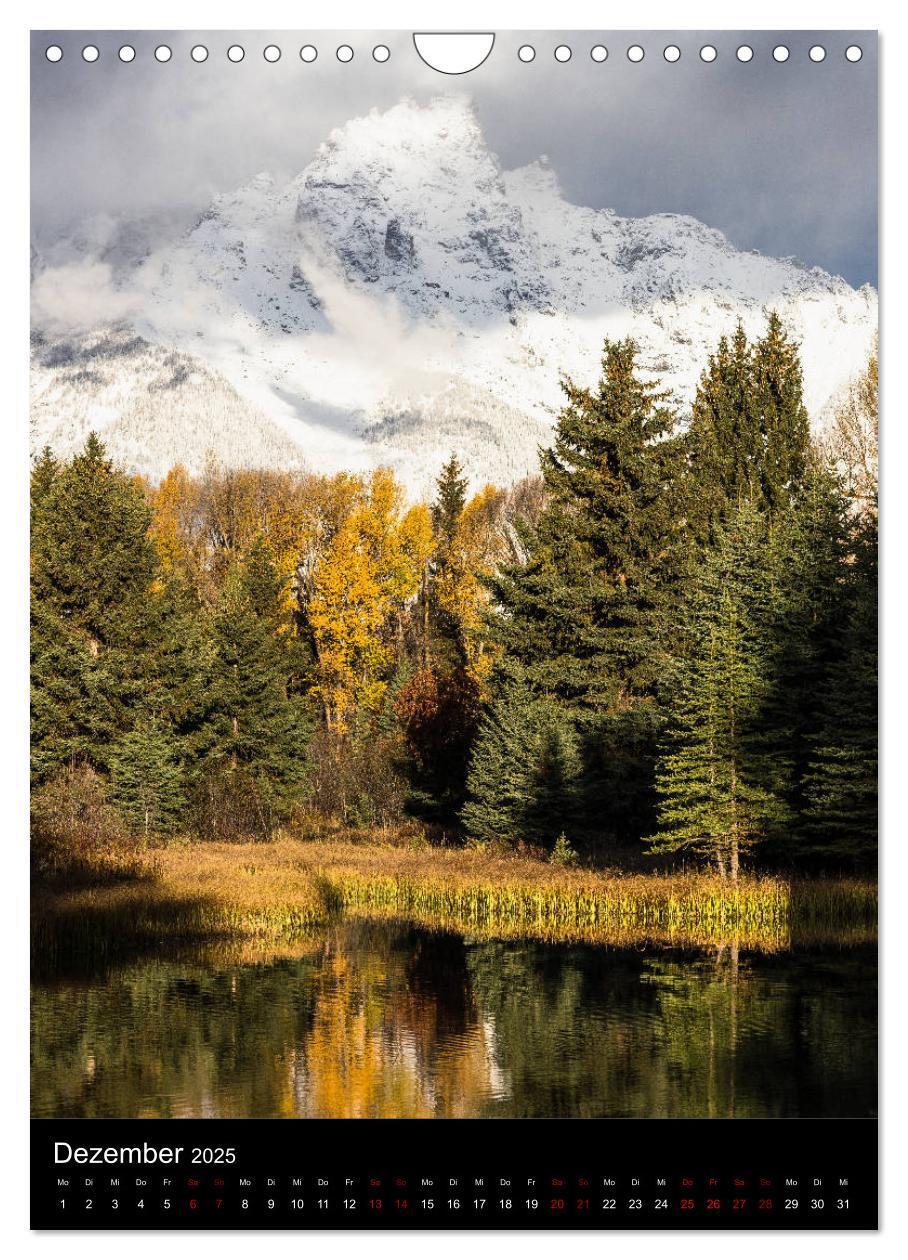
[466,942,876,1118]
[291,922,498,1117]
[31,926,876,1120]
[31,955,322,1119]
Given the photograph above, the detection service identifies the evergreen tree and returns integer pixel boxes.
[30,445,60,512]
[752,312,811,511]
[30,598,121,782]
[427,452,470,667]
[490,339,684,706]
[766,462,851,844]
[31,433,156,649]
[109,720,187,839]
[31,435,158,779]
[648,502,792,877]
[431,452,468,552]
[688,315,811,541]
[200,539,313,829]
[803,509,877,864]
[462,671,579,849]
[477,339,686,844]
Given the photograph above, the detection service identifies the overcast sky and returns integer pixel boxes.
[31,29,878,287]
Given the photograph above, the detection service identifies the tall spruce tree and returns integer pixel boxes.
[752,312,811,511]
[427,451,470,668]
[31,433,156,649]
[200,539,313,829]
[31,435,158,779]
[461,670,579,849]
[765,462,852,847]
[687,315,811,542]
[109,719,187,840]
[803,508,877,864]
[472,338,686,845]
[648,502,792,877]
[431,452,468,552]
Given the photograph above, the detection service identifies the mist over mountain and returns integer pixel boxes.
[30,96,877,493]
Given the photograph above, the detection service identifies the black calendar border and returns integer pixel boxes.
[30,1116,878,1231]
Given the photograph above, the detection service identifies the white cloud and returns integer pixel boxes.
[31,260,141,333]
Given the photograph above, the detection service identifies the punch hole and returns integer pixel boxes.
[82,45,100,63]
[736,45,754,62]
[518,45,535,63]
[845,45,863,62]
[191,45,208,62]
[627,45,645,63]
[227,45,245,63]
[554,45,572,63]
[118,46,136,63]
[337,45,354,63]
[809,46,826,62]
[590,45,608,63]
[663,46,681,63]
[412,33,495,75]
[155,45,172,63]
[773,46,790,63]
[699,45,717,63]
[45,45,63,62]
[263,45,281,63]
[300,45,318,63]
[372,45,391,63]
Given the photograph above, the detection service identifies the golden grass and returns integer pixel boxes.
[32,836,878,956]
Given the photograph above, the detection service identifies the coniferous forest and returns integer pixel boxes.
[31,316,877,886]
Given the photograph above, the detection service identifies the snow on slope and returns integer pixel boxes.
[30,96,877,493]
[29,328,308,481]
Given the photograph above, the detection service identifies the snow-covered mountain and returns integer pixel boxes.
[30,96,877,493]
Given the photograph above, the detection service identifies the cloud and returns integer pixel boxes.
[300,249,456,403]
[31,260,142,333]
[30,29,877,287]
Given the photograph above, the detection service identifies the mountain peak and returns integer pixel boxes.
[33,96,877,495]
[310,96,485,170]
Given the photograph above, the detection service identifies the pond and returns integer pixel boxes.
[31,918,876,1120]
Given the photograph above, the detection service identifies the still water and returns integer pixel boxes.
[31,919,876,1119]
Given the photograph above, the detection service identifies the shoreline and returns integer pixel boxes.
[32,837,878,956]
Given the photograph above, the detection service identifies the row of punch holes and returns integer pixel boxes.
[45,42,865,65]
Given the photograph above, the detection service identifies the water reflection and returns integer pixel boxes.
[31,920,876,1120]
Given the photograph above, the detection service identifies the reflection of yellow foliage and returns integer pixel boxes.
[296,932,501,1118]
[307,469,434,729]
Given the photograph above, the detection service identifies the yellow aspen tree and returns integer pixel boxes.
[306,469,434,730]
[149,464,202,588]
[434,484,508,678]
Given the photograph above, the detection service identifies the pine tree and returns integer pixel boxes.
[687,316,811,542]
[431,452,468,552]
[109,720,187,839]
[803,509,877,864]
[427,452,470,668]
[490,339,684,706]
[30,598,121,781]
[31,433,156,650]
[648,502,792,877]
[766,462,851,844]
[30,435,158,779]
[30,445,60,512]
[752,312,811,512]
[200,539,313,829]
[462,671,579,849]
[477,339,686,844]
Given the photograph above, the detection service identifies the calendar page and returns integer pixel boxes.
[29,29,878,1231]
